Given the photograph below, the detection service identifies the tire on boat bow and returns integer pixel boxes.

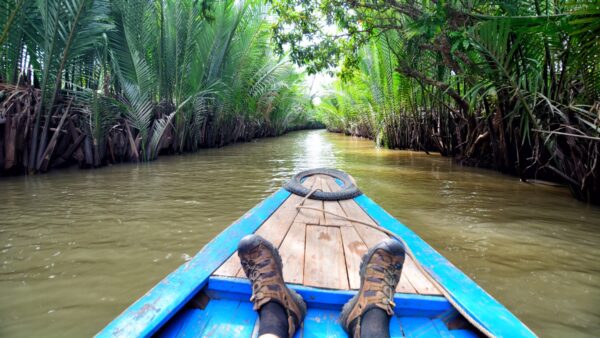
[284,168,362,201]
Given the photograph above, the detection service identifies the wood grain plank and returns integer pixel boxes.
[339,226,368,290]
[213,253,242,277]
[403,256,441,295]
[323,201,353,227]
[322,179,352,226]
[397,269,418,294]
[337,197,440,295]
[280,222,307,284]
[317,175,332,193]
[257,193,304,244]
[233,193,306,278]
[294,176,324,225]
[322,175,342,192]
[214,193,303,278]
[304,225,349,290]
[325,198,438,295]
[325,179,410,294]
[338,198,389,248]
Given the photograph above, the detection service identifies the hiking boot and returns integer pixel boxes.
[339,239,406,337]
[238,234,306,337]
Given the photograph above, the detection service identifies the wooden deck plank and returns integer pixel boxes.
[213,254,242,277]
[338,198,389,248]
[398,268,418,294]
[304,225,349,290]
[323,180,417,293]
[322,180,352,227]
[337,197,441,296]
[402,256,440,295]
[280,222,307,284]
[256,193,304,244]
[233,193,306,278]
[339,226,368,290]
[294,176,324,225]
[323,175,342,192]
[323,200,353,227]
[213,174,441,296]
[214,193,302,278]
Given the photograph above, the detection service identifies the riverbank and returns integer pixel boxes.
[326,127,599,204]
[1,130,598,337]
[0,88,323,176]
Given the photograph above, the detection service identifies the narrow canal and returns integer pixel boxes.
[1,130,599,337]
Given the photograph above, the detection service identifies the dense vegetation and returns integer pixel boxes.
[272,0,600,203]
[1,0,598,203]
[0,0,317,174]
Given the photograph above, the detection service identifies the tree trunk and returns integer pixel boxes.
[38,101,71,172]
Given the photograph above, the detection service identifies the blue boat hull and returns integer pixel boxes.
[96,187,536,338]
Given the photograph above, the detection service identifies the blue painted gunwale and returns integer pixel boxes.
[353,194,537,338]
[96,189,292,338]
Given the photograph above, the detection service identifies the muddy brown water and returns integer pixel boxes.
[1,130,599,337]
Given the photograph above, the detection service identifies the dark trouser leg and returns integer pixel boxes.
[258,302,289,338]
[350,307,390,338]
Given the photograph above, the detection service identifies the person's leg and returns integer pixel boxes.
[351,307,391,338]
[238,234,306,338]
[340,239,406,338]
[258,302,289,338]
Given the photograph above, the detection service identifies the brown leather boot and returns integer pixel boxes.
[339,239,406,337]
[238,234,306,337]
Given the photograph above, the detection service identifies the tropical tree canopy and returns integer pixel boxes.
[0,0,318,171]
[272,0,600,203]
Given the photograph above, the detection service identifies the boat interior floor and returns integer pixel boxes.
[214,174,443,295]
[155,277,480,338]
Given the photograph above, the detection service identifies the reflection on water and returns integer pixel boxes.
[1,130,599,337]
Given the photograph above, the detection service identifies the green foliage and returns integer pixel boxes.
[1,0,313,167]
[279,0,600,201]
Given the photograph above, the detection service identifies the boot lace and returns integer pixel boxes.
[243,261,267,302]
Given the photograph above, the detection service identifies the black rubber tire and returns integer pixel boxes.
[283,168,362,201]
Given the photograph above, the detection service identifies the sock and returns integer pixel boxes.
[349,307,390,338]
[258,301,289,338]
